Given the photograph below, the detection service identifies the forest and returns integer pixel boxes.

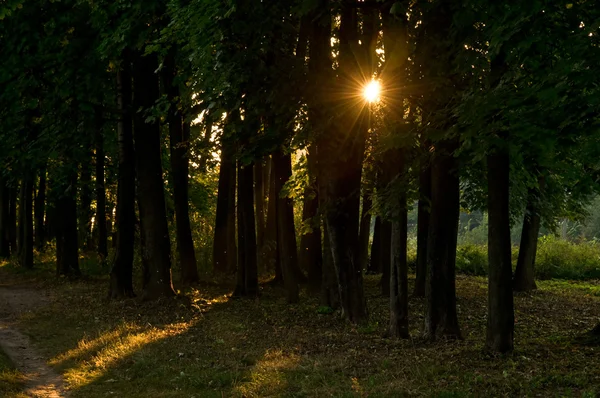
[1,0,600,396]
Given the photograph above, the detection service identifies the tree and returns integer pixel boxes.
[164,52,199,285]
[34,167,46,252]
[110,54,136,299]
[132,52,175,299]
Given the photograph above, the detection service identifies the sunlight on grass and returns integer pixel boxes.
[54,321,195,391]
[234,350,300,397]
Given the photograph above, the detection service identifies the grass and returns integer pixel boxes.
[447,236,600,280]
[0,348,26,397]
[1,254,600,397]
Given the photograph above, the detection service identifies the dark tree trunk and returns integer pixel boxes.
[320,222,340,309]
[34,167,46,252]
[254,158,266,250]
[95,120,108,262]
[413,162,431,298]
[164,54,199,285]
[357,184,372,273]
[274,149,300,303]
[213,140,237,274]
[424,140,462,340]
[79,151,93,251]
[0,178,10,258]
[369,216,382,274]
[389,163,409,338]
[18,178,34,269]
[486,148,514,353]
[56,172,80,277]
[513,183,543,292]
[299,146,322,293]
[110,53,136,299]
[234,161,259,297]
[132,53,175,300]
[8,186,17,255]
[380,220,392,296]
[264,160,281,281]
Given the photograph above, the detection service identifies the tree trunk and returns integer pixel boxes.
[380,220,392,296]
[110,53,136,299]
[213,140,237,274]
[320,221,340,309]
[234,161,259,297]
[254,158,266,250]
[369,216,382,274]
[0,178,10,258]
[34,167,46,252]
[486,148,514,353]
[264,160,281,281]
[164,54,199,285]
[424,140,462,340]
[132,52,175,300]
[95,119,108,262]
[389,161,409,338]
[79,150,93,251]
[299,146,322,293]
[18,178,34,269]
[357,183,372,273]
[56,171,80,277]
[513,183,543,292]
[274,149,300,303]
[413,162,431,298]
[8,186,17,255]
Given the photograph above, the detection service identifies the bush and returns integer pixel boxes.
[450,236,600,280]
[455,244,488,276]
[535,235,600,280]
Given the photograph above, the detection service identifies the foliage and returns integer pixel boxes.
[0,348,25,397]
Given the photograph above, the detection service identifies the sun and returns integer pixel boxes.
[363,80,381,103]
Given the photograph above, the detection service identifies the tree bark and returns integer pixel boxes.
[513,182,543,292]
[164,54,199,285]
[132,52,175,300]
[380,220,392,296]
[274,149,300,303]
[357,183,372,273]
[55,171,80,277]
[18,178,34,269]
[8,186,17,255]
[254,158,266,250]
[0,178,10,258]
[264,159,281,281]
[110,53,136,299]
[234,161,259,297]
[299,146,322,293]
[389,170,409,338]
[95,118,108,262]
[213,139,237,274]
[424,140,462,340]
[486,148,514,353]
[79,151,93,250]
[34,167,46,252]
[413,162,431,297]
[369,216,382,274]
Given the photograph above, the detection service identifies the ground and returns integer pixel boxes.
[0,260,599,397]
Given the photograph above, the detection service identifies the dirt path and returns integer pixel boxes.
[0,285,67,397]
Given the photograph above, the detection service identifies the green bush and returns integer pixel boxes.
[455,244,488,276]
[535,235,600,280]
[450,236,600,280]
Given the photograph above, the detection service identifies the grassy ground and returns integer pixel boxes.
[1,257,600,397]
[0,347,26,397]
